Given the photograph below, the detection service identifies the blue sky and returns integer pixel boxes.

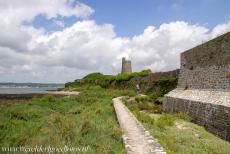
[32,0,230,37]
[0,0,230,82]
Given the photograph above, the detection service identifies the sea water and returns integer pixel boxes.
[0,83,64,94]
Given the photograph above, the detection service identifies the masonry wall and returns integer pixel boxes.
[164,96,230,141]
[178,32,230,90]
[163,32,230,141]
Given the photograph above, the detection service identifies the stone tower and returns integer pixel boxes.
[121,57,132,74]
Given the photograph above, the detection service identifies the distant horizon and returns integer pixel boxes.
[0,67,182,83]
[0,82,65,84]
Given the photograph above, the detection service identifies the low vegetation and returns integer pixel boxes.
[124,96,230,154]
[1,69,229,154]
[65,69,152,88]
[0,87,135,153]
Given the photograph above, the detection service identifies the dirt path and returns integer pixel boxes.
[46,91,80,96]
[113,97,166,154]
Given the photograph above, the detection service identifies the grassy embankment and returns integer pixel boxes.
[123,95,230,154]
[0,86,135,154]
[65,70,230,154]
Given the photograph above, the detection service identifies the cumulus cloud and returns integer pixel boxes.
[0,0,93,24]
[211,21,230,37]
[0,1,229,82]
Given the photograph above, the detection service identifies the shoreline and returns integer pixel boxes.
[0,91,79,105]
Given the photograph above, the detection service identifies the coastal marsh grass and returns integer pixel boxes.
[0,88,135,153]
[124,97,230,154]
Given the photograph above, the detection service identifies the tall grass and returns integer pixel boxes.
[0,88,135,153]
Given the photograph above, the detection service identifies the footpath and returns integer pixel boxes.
[113,97,166,154]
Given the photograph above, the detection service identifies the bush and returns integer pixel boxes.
[155,114,176,129]
[134,111,154,124]
[110,127,122,141]
[41,94,56,102]
[116,69,151,82]
[153,77,178,96]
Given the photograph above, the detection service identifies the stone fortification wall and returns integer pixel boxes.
[164,89,230,141]
[178,32,230,90]
[149,69,179,81]
[163,32,230,141]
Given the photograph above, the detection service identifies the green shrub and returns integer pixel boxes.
[110,127,122,141]
[65,69,152,89]
[134,111,154,124]
[135,95,153,103]
[153,77,178,96]
[41,94,56,102]
[128,104,139,112]
[155,114,176,129]
[116,69,151,82]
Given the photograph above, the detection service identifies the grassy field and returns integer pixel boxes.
[1,86,230,154]
[0,87,135,154]
[124,96,230,154]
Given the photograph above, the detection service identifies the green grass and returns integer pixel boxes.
[124,95,163,113]
[0,88,135,154]
[2,86,230,154]
[65,69,152,88]
[124,97,230,154]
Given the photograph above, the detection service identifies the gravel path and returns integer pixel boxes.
[113,97,166,154]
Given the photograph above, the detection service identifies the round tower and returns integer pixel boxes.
[121,57,132,74]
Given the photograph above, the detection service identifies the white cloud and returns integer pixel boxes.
[211,21,230,37]
[53,19,65,28]
[0,0,94,25]
[0,1,229,82]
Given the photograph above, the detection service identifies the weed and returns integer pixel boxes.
[47,112,76,142]
[110,127,122,141]
[80,120,92,136]
[134,111,154,124]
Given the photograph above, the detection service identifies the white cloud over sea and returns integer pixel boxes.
[0,0,230,82]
